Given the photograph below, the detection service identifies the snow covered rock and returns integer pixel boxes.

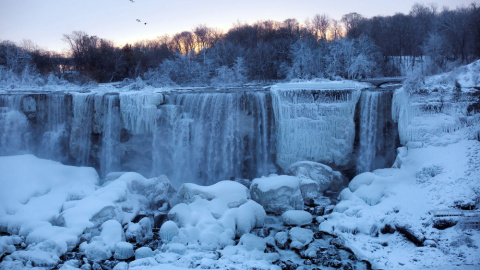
[289,227,314,250]
[159,220,179,242]
[274,231,289,249]
[100,220,124,250]
[114,242,134,260]
[237,234,266,251]
[177,180,250,208]
[0,235,21,257]
[250,175,303,215]
[219,200,266,237]
[287,161,335,194]
[282,210,313,226]
[129,257,159,268]
[113,262,129,270]
[125,217,153,244]
[134,247,154,259]
[80,240,112,262]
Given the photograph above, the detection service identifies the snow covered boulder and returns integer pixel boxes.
[100,220,125,250]
[237,234,266,251]
[114,242,134,260]
[348,172,377,192]
[219,200,266,237]
[177,180,250,208]
[286,161,336,194]
[250,175,303,215]
[127,174,177,210]
[274,231,289,249]
[282,210,313,226]
[289,227,313,250]
[134,247,154,259]
[80,240,112,262]
[125,217,153,244]
[159,220,179,242]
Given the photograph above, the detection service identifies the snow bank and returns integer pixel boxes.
[0,155,98,233]
[272,79,371,91]
[0,154,177,268]
[321,140,480,269]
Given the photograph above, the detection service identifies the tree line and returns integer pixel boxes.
[1,2,479,86]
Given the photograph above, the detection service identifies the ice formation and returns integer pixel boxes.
[271,84,362,170]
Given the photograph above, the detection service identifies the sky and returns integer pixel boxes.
[0,0,474,53]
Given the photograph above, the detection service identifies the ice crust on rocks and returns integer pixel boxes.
[250,175,304,215]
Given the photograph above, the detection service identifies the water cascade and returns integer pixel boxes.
[152,91,275,185]
[0,86,400,185]
[355,90,399,174]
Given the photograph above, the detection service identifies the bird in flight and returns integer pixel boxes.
[136,19,147,25]
[129,0,135,3]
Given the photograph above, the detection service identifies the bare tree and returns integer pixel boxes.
[312,14,331,40]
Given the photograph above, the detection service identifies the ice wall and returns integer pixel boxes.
[271,88,361,171]
[355,90,398,174]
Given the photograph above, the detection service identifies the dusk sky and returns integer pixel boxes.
[0,0,473,53]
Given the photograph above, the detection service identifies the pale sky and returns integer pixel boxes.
[0,0,474,53]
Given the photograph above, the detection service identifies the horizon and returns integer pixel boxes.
[0,0,475,53]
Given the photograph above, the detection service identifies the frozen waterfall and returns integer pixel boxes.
[271,88,361,171]
[0,86,400,184]
[152,91,275,185]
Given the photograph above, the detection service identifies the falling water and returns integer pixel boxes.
[100,94,121,176]
[70,93,95,164]
[152,91,275,185]
[355,90,398,174]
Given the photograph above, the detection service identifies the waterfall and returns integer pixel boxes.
[70,93,95,164]
[0,87,400,184]
[355,90,398,174]
[152,91,274,185]
[100,94,121,176]
[271,88,361,171]
[0,95,30,155]
[37,93,70,161]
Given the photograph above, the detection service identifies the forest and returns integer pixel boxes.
[1,2,479,86]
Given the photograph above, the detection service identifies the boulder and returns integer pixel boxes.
[250,175,303,215]
[114,242,133,260]
[159,221,179,242]
[134,247,154,260]
[289,227,314,250]
[286,161,335,194]
[282,210,313,226]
